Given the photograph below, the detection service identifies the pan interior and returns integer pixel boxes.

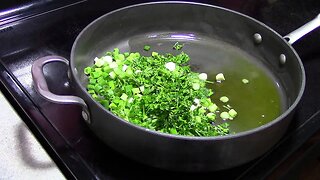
[82,31,286,133]
[71,2,300,135]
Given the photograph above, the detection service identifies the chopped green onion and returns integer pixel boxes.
[114,54,125,61]
[139,85,145,93]
[84,67,92,75]
[101,55,113,63]
[143,45,151,51]
[216,73,225,82]
[151,52,158,57]
[190,105,197,111]
[242,78,249,84]
[192,83,200,90]
[165,62,176,71]
[128,97,134,103]
[194,98,200,105]
[109,62,118,69]
[132,88,140,94]
[170,128,178,134]
[208,104,218,112]
[120,93,128,101]
[108,81,115,90]
[125,67,134,76]
[207,113,216,120]
[199,73,208,81]
[220,112,230,120]
[122,65,128,72]
[173,42,184,50]
[228,109,237,118]
[109,71,116,79]
[194,116,202,123]
[220,96,229,103]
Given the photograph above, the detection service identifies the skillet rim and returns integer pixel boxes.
[70,1,306,141]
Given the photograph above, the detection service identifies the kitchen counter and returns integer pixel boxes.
[0,91,65,179]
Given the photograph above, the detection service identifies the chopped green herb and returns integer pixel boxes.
[173,42,184,50]
[143,45,151,51]
[84,47,237,137]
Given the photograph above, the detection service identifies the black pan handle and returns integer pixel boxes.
[31,56,91,124]
[284,13,320,44]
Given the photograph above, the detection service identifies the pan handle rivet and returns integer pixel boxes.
[82,110,90,124]
[279,54,286,65]
[253,33,262,44]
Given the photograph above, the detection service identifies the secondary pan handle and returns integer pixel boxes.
[31,56,91,124]
[284,14,320,44]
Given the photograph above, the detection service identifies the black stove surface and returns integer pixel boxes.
[1,0,320,179]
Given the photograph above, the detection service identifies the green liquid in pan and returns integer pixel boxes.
[181,39,285,133]
[207,59,283,133]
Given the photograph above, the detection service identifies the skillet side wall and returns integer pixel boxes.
[70,2,304,171]
[78,94,294,171]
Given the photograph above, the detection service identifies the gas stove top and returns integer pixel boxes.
[1,0,320,179]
